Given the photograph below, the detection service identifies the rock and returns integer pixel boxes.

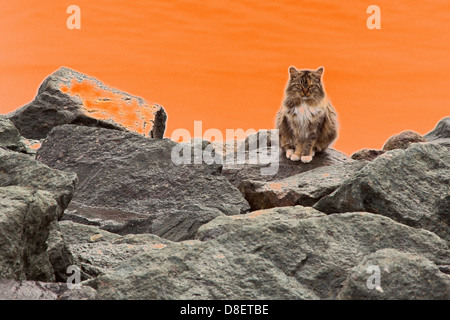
[46,221,75,282]
[222,146,353,188]
[88,209,449,299]
[382,130,427,151]
[36,125,250,241]
[19,138,43,156]
[0,148,78,217]
[239,161,367,210]
[424,116,450,147]
[0,187,58,281]
[0,150,77,281]
[0,116,26,153]
[59,221,122,246]
[196,206,326,241]
[198,210,449,299]
[314,143,450,241]
[66,225,173,279]
[351,148,385,161]
[244,129,276,151]
[338,249,450,300]
[7,67,167,140]
[210,140,245,157]
[0,280,97,300]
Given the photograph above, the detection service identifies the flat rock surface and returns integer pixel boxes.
[36,125,250,241]
[239,161,367,210]
[222,146,353,188]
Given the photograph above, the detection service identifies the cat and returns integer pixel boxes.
[276,66,338,163]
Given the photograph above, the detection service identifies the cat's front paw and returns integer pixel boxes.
[300,155,313,163]
[290,154,301,161]
[285,149,294,159]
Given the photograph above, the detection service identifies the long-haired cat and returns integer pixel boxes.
[276,66,338,163]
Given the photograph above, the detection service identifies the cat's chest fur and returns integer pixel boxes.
[289,102,322,127]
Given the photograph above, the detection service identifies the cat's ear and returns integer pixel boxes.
[289,66,299,77]
[314,67,324,78]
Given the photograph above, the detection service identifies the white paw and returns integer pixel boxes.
[290,154,301,161]
[285,149,294,159]
[301,155,313,163]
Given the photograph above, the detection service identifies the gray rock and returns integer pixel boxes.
[36,125,250,241]
[424,116,450,147]
[351,148,385,161]
[197,210,449,299]
[196,205,326,241]
[69,231,173,278]
[239,161,367,210]
[338,249,450,300]
[0,116,26,153]
[88,241,318,300]
[58,221,156,278]
[87,209,449,299]
[222,146,353,188]
[46,221,75,282]
[244,129,276,151]
[19,138,43,156]
[59,220,122,246]
[0,148,77,217]
[0,187,57,281]
[382,130,427,151]
[209,140,245,157]
[0,150,77,281]
[7,67,167,140]
[314,143,450,241]
[0,280,97,300]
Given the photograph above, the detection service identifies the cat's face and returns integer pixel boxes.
[286,66,325,104]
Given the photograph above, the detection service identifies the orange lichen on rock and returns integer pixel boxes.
[22,140,42,150]
[60,79,159,136]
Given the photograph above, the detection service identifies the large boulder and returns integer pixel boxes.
[338,249,449,300]
[87,208,449,299]
[424,116,450,146]
[7,67,167,140]
[239,161,367,210]
[314,143,450,241]
[0,149,77,281]
[36,125,250,241]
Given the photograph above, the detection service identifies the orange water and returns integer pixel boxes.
[1,0,449,154]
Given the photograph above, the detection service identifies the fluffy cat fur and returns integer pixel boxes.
[276,66,338,163]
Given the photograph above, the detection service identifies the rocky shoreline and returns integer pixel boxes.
[1,67,449,300]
